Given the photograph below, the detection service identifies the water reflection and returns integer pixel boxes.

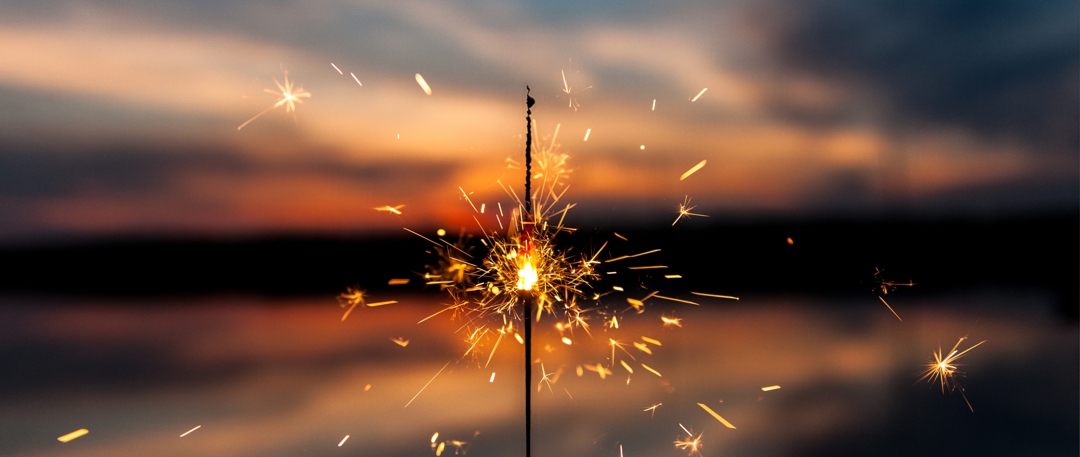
[0,291,1075,457]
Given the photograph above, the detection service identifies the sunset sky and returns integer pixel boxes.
[1,0,1076,242]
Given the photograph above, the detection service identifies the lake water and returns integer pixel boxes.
[0,290,1075,457]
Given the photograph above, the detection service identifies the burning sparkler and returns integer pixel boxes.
[237,69,311,131]
[919,336,985,411]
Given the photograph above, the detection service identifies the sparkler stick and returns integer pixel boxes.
[522,86,535,457]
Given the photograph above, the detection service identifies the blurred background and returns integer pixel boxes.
[0,0,1076,456]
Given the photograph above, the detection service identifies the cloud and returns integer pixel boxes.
[747,0,1079,152]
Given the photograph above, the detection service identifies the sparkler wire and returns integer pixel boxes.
[523,86,535,457]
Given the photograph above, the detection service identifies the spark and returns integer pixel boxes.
[653,295,698,305]
[620,444,624,457]
[388,278,411,285]
[633,342,653,354]
[761,385,781,391]
[680,160,707,181]
[919,337,986,411]
[538,364,561,393]
[620,359,634,373]
[561,337,573,345]
[338,435,350,447]
[628,265,668,270]
[690,88,707,102]
[674,424,703,456]
[180,425,201,437]
[786,237,794,245]
[879,296,903,321]
[375,205,405,214]
[405,361,451,408]
[661,315,683,328]
[364,384,372,391]
[640,145,645,150]
[560,68,592,110]
[652,99,656,110]
[690,292,739,300]
[673,196,708,226]
[351,72,363,86]
[416,73,432,95]
[583,128,592,141]
[57,429,88,443]
[697,403,736,429]
[490,372,496,382]
[613,232,628,241]
[391,337,410,347]
[665,275,682,279]
[873,267,915,295]
[331,62,343,74]
[584,363,613,380]
[641,363,662,377]
[338,287,365,322]
[644,402,662,417]
[641,336,662,346]
[238,70,311,131]
[605,249,660,263]
[368,300,398,307]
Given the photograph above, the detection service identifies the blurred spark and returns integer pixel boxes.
[375,205,405,214]
[879,296,903,321]
[690,292,739,300]
[874,267,915,295]
[652,99,656,110]
[665,275,682,279]
[238,70,311,131]
[674,424,703,456]
[584,128,592,141]
[919,336,986,411]
[661,315,683,328]
[641,363,662,377]
[697,403,736,429]
[761,385,781,391]
[351,72,363,86]
[653,295,698,305]
[490,372,496,382]
[690,88,707,102]
[628,265,667,270]
[620,359,634,373]
[406,361,451,408]
[606,249,660,263]
[786,237,794,245]
[338,287,365,322]
[641,336,662,346]
[391,337,410,347]
[338,435,349,446]
[680,160,707,180]
[644,402,662,417]
[614,232,628,241]
[560,68,592,110]
[416,73,432,95]
[367,300,398,307]
[57,429,88,443]
[331,62,343,74]
[388,278,411,285]
[673,196,708,226]
[180,425,201,437]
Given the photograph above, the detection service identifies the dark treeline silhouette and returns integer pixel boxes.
[0,215,1075,318]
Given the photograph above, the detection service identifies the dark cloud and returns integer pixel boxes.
[751,0,1079,152]
[0,142,460,200]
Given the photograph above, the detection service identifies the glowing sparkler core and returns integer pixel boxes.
[517,253,538,291]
